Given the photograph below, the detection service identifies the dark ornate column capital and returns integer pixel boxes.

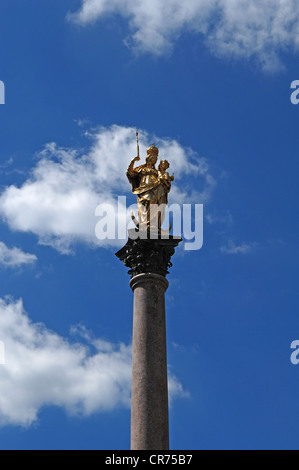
[115,229,182,278]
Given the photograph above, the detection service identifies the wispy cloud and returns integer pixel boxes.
[69,0,299,71]
[0,297,185,427]
[220,240,258,255]
[205,211,233,226]
[0,158,14,171]
[0,125,214,253]
[0,242,37,267]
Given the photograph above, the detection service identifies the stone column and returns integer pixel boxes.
[130,273,169,450]
[116,230,182,450]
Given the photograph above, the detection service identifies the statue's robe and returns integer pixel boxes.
[127,164,169,229]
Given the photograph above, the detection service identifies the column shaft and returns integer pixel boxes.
[130,273,169,450]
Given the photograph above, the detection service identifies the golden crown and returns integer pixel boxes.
[147,144,159,156]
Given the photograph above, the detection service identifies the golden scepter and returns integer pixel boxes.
[131,131,141,228]
[136,131,140,161]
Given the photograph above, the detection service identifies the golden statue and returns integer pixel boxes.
[126,133,174,232]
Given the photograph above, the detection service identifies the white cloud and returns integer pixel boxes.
[0,125,214,253]
[0,297,185,427]
[220,240,257,254]
[69,0,299,70]
[205,211,233,226]
[0,242,37,267]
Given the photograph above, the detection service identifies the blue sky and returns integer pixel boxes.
[0,0,299,450]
